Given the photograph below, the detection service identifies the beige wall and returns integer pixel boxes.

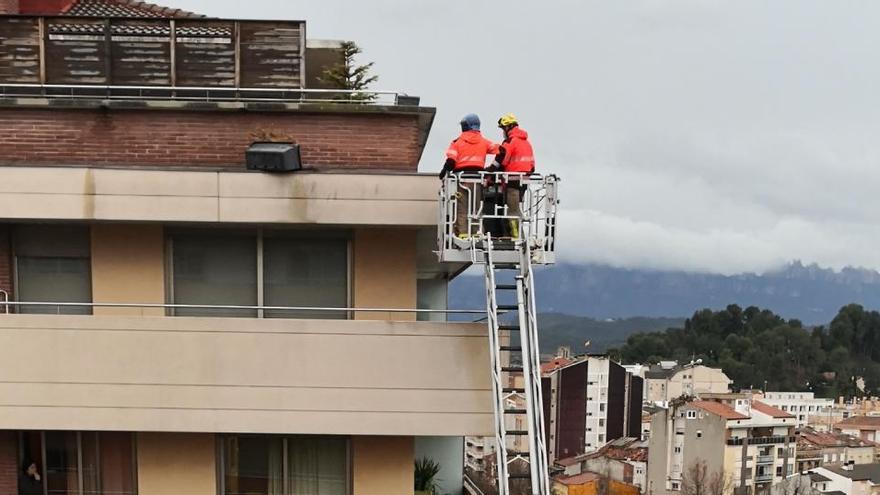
[91,224,165,316]
[353,228,417,321]
[137,432,216,495]
[0,314,492,436]
[0,167,437,227]
[353,436,413,495]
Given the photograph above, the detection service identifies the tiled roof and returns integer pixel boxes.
[691,401,749,420]
[808,472,831,483]
[799,428,876,448]
[541,357,572,374]
[554,472,600,486]
[836,415,880,429]
[63,0,204,18]
[752,400,796,419]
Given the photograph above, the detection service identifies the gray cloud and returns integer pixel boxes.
[172,0,880,274]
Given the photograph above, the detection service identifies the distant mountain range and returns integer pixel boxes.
[450,261,880,326]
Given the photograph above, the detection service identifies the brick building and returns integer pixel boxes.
[0,2,487,495]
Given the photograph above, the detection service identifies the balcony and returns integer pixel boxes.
[755,474,774,483]
[0,311,493,436]
[756,455,774,464]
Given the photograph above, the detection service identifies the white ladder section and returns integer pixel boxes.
[484,236,550,495]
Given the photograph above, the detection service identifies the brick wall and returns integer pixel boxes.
[0,226,11,305]
[0,431,17,495]
[0,0,19,14]
[0,108,424,170]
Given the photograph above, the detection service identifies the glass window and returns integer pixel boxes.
[14,225,92,314]
[19,431,136,495]
[223,436,283,495]
[172,233,257,317]
[222,435,348,495]
[45,431,79,495]
[263,237,348,319]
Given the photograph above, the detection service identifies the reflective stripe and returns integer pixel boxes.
[446,148,459,158]
[511,156,534,162]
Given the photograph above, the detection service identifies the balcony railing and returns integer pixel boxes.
[437,172,560,264]
[727,436,795,446]
[0,301,487,318]
[755,474,774,483]
[756,455,774,464]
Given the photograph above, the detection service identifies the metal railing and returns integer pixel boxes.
[754,473,774,482]
[0,84,412,105]
[756,455,774,464]
[0,290,8,314]
[437,171,559,264]
[0,300,487,318]
[463,474,487,495]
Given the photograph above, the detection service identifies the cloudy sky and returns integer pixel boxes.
[176,0,880,275]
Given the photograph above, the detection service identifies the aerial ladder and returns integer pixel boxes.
[438,171,559,495]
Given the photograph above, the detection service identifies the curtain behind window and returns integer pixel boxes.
[287,436,347,495]
[172,234,257,317]
[263,237,348,319]
[14,225,92,315]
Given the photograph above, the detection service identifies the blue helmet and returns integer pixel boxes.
[460,113,481,132]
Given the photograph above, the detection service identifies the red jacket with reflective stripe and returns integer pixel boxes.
[500,127,535,174]
[445,130,499,171]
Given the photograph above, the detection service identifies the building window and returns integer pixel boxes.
[170,230,350,319]
[263,236,349,319]
[686,411,697,419]
[696,431,702,438]
[674,447,682,453]
[672,482,680,490]
[598,434,604,443]
[781,406,787,411]
[220,435,349,495]
[19,431,136,495]
[599,419,605,427]
[599,403,605,412]
[14,225,92,314]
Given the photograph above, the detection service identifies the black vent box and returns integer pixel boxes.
[246,142,302,172]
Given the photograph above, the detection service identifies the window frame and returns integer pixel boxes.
[216,434,352,495]
[167,228,352,318]
[12,225,93,315]
[17,431,138,495]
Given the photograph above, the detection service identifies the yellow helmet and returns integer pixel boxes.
[497,113,519,128]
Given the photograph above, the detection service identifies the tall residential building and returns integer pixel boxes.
[542,355,643,462]
[646,396,798,495]
[760,392,834,428]
[644,361,732,405]
[0,3,489,495]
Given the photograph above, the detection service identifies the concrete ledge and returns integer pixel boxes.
[0,314,493,436]
[0,166,440,226]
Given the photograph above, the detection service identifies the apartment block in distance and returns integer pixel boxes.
[0,2,489,495]
[644,361,732,406]
[542,354,643,462]
[647,395,798,495]
[760,392,834,428]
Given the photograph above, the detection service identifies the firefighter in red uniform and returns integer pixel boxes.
[491,113,535,239]
[440,114,499,239]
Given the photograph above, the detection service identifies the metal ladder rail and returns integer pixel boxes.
[517,241,551,495]
[483,235,512,494]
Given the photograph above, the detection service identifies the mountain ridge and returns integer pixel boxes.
[450,261,880,325]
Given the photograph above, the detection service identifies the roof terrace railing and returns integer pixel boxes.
[0,83,409,105]
[1,15,309,91]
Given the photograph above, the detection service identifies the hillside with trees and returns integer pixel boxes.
[609,303,880,399]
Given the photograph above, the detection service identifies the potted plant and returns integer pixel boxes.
[414,457,441,495]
